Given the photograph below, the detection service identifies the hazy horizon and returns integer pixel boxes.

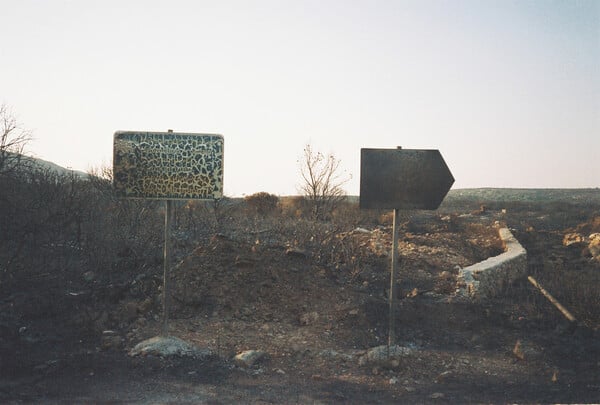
[2,0,598,196]
[10,148,600,197]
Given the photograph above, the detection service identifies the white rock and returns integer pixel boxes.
[563,233,585,247]
[358,345,414,367]
[353,227,371,234]
[129,336,212,359]
[588,234,600,259]
[234,350,266,367]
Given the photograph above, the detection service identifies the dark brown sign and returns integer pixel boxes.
[359,148,454,210]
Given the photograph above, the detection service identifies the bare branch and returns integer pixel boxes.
[297,144,351,220]
[0,104,33,176]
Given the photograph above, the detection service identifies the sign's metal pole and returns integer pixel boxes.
[161,128,174,337]
[388,207,400,347]
[161,199,172,336]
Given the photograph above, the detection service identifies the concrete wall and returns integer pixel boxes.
[456,228,527,300]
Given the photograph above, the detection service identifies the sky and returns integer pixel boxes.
[1,0,599,196]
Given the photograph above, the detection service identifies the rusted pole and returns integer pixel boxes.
[160,129,175,337]
[388,207,400,347]
[161,199,172,336]
[527,276,576,323]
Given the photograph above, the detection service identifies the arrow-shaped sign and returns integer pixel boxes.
[359,148,454,210]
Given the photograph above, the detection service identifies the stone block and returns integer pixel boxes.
[456,228,527,300]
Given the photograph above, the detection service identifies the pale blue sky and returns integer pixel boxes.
[2,0,598,196]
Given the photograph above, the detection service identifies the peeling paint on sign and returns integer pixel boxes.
[113,131,223,200]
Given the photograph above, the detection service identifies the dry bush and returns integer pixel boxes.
[0,169,91,276]
[0,104,32,177]
[244,192,279,217]
[84,166,165,275]
[298,144,350,220]
[279,195,305,218]
[378,211,394,226]
[0,163,167,285]
[330,199,382,228]
[177,198,238,238]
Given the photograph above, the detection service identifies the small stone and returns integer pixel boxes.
[285,247,308,258]
[129,336,211,359]
[353,227,371,234]
[439,271,452,280]
[389,377,399,385]
[430,392,445,399]
[299,311,319,326]
[588,234,600,260]
[234,350,266,367]
[234,256,255,268]
[359,345,414,368]
[512,339,542,361]
[101,331,123,349]
[436,370,452,382]
[563,233,585,247]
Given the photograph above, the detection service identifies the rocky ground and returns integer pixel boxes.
[1,206,599,404]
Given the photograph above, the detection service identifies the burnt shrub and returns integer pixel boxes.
[0,168,92,277]
[0,164,166,286]
[244,192,279,217]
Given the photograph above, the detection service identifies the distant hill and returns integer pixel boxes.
[344,187,600,207]
[3,152,89,179]
[445,188,600,204]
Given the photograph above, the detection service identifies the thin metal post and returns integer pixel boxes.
[162,199,172,336]
[388,207,400,347]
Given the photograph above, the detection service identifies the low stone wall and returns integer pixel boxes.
[456,228,527,300]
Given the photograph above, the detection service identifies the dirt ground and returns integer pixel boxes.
[1,203,599,404]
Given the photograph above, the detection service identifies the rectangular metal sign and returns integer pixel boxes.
[360,148,454,210]
[113,131,224,200]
